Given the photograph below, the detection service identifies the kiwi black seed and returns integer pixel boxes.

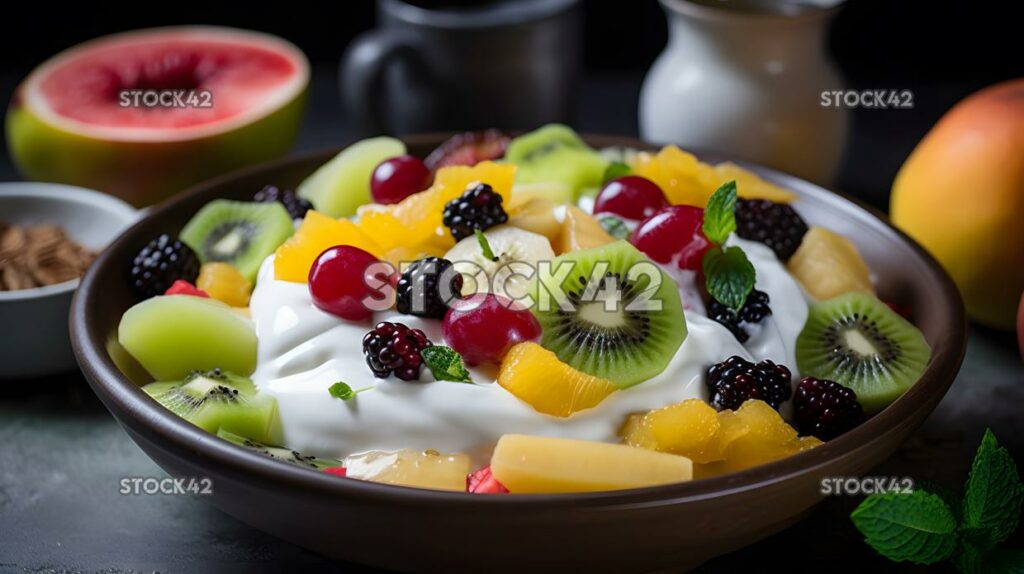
[142,369,277,444]
[530,240,687,388]
[795,291,931,414]
[217,429,340,471]
[179,199,294,282]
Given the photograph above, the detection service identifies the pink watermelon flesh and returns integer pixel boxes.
[23,28,307,139]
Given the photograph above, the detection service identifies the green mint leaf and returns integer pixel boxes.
[701,180,737,245]
[598,214,631,240]
[475,229,497,262]
[954,542,985,574]
[916,480,963,523]
[850,490,958,565]
[420,345,472,383]
[602,161,631,184]
[328,382,372,401]
[703,245,755,312]
[962,429,1024,550]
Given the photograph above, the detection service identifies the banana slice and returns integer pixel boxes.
[443,225,555,301]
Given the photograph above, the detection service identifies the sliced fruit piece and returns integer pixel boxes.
[217,429,339,470]
[531,241,687,388]
[7,27,309,207]
[196,262,252,307]
[510,182,575,206]
[787,226,875,300]
[274,210,382,282]
[556,205,616,254]
[703,162,798,204]
[425,129,510,170]
[297,137,406,217]
[323,466,348,477]
[796,292,932,413]
[621,399,723,463]
[144,370,276,443]
[444,296,542,366]
[344,449,471,491]
[490,434,693,493]
[466,465,509,494]
[118,295,257,380]
[695,400,821,477]
[497,342,618,417]
[444,225,554,300]
[164,280,208,298]
[505,124,608,198]
[179,199,294,282]
[506,196,561,243]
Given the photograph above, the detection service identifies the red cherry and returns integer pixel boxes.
[309,245,382,321]
[593,176,670,221]
[371,155,433,204]
[630,205,713,270]
[443,294,542,366]
[466,465,509,494]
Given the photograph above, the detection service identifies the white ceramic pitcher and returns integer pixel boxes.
[640,0,847,185]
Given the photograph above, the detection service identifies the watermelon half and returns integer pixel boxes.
[6,27,309,206]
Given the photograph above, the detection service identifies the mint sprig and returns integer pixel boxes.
[702,180,737,245]
[703,246,755,312]
[598,214,630,240]
[852,429,1024,572]
[328,382,372,401]
[475,229,497,262]
[601,161,631,184]
[420,345,472,383]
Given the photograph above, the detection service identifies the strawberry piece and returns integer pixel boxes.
[425,130,510,170]
[323,466,347,477]
[466,465,509,494]
[164,280,209,298]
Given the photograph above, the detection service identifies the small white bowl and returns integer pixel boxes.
[0,183,137,379]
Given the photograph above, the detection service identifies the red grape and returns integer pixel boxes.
[443,295,542,365]
[309,245,382,321]
[593,176,670,220]
[630,205,713,270]
[370,155,433,204]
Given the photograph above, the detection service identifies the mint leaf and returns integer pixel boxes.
[598,214,630,240]
[702,180,737,245]
[602,161,631,184]
[703,246,755,312]
[475,229,497,262]
[955,542,985,574]
[328,382,372,401]
[851,490,958,565]
[917,480,963,523]
[963,429,1023,550]
[420,345,472,383]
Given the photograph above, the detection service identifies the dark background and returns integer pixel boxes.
[1,0,1022,207]
[0,2,1022,573]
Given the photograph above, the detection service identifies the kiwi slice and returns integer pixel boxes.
[143,369,278,443]
[179,199,294,282]
[530,240,687,389]
[796,292,932,414]
[217,429,340,471]
[505,124,608,198]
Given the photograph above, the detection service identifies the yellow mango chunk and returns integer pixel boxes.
[491,434,693,493]
[344,449,471,492]
[274,210,382,282]
[787,226,875,300]
[622,399,725,463]
[555,205,616,254]
[498,342,618,417]
[197,262,252,307]
[507,196,561,244]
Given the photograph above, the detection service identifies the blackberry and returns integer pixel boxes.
[793,377,864,440]
[395,257,463,319]
[130,234,201,298]
[735,199,808,261]
[442,183,508,241]
[708,289,773,343]
[706,355,793,411]
[362,321,433,381]
[253,185,313,220]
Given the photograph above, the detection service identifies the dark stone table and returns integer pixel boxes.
[1,68,1021,573]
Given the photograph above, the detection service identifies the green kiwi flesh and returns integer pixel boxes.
[217,429,341,471]
[179,199,294,282]
[796,292,932,414]
[530,240,687,388]
[505,124,608,199]
[143,369,278,443]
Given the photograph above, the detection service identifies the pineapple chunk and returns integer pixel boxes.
[344,449,471,491]
[788,226,875,300]
[622,399,726,463]
[498,342,618,417]
[555,206,616,254]
[491,434,693,493]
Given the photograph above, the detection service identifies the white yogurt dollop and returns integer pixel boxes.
[250,237,808,459]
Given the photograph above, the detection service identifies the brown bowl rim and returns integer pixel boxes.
[70,133,967,508]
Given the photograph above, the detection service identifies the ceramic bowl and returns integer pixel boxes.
[70,135,966,572]
[0,183,137,379]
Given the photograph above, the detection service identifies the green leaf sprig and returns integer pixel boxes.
[328,381,373,401]
[420,345,473,383]
[851,429,1024,573]
[601,161,631,184]
[475,229,498,262]
[700,181,755,312]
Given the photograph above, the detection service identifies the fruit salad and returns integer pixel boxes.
[117,125,933,494]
